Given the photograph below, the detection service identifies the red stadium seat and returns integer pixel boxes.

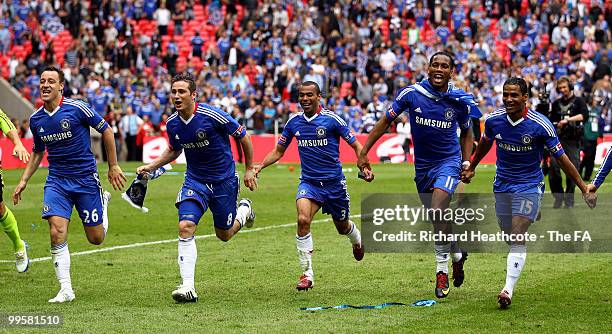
[380,19,390,43]
[236,4,244,22]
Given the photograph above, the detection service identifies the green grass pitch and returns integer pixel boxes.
[0,162,610,332]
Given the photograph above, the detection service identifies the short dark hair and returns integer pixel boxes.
[557,76,572,88]
[42,66,64,83]
[300,81,321,94]
[503,77,529,95]
[429,51,455,69]
[171,72,197,93]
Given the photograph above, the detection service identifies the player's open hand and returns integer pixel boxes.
[12,144,30,163]
[244,167,258,191]
[12,181,27,205]
[357,154,374,182]
[460,169,475,184]
[108,165,127,191]
[582,191,597,209]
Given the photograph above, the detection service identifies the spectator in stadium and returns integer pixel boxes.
[0,21,10,54]
[20,119,32,139]
[396,115,412,163]
[548,76,588,208]
[102,110,123,162]
[153,2,171,36]
[356,76,373,107]
[120,106,143,161]
[580,89,606,181]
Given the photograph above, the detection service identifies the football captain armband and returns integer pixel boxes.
[121,164,172,213]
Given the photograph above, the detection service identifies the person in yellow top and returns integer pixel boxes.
[0,108,31,272]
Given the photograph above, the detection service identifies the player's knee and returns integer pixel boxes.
[87,234,104,245]
[0,202,6,217]
[215,230,231,242]
[297,214,311,227]
[49,224,66,238]
[178,221,196,238]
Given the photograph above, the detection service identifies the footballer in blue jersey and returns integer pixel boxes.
[462,77,596,309]
[254,81,365,291]
[359,52,478,298]
[587,149,612,193]
[136,73,257,303]
[13,66,126,303]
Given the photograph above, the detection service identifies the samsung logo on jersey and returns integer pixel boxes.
[415,116,452,129]
[297,139,328,147]
[181,140,210,149]
[40,131,73,142]
[498,142,533,152]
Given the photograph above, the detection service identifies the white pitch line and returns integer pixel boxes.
[0,215,361,264]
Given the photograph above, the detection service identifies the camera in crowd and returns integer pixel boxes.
[536,88,550,117]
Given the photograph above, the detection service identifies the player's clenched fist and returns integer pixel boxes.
[582,192,597,209]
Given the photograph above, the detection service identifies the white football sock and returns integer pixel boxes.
[434,243,451,274]
[296,233,314,280]
[51,242,72,291]
[450,241,463,262]
[178,236,197,289]
[504,244,527,297]
[102,194,109,236]
[236,205,250,228]
[345,221,362,246]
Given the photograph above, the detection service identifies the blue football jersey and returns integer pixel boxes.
[29,97,108,178]
[387,81,481,171]
[483,108,564,184]
[278,108,356,181]
[167,103,245,184]
[593,149,611,188]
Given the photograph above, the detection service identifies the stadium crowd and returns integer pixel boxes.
[1,0,611,161]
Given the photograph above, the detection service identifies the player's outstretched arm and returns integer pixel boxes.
[589,149,612,193]
[350,140,372,182]
[6,129,30,163]
[462,137,493,184]
[239,133,257,191]
[137,147,182,177]
[13,151,44,205]
[253,144,287,176]
[459,125,474,163]
[555,153,597,208]
[358,115,392,181]
[102,127,126,191]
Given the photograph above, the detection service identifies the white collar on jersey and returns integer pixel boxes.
[303,112,318,122]
[506,114,525,126]
[413,83,438,100]
[44,105,61,117]
[179,113,195,125]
